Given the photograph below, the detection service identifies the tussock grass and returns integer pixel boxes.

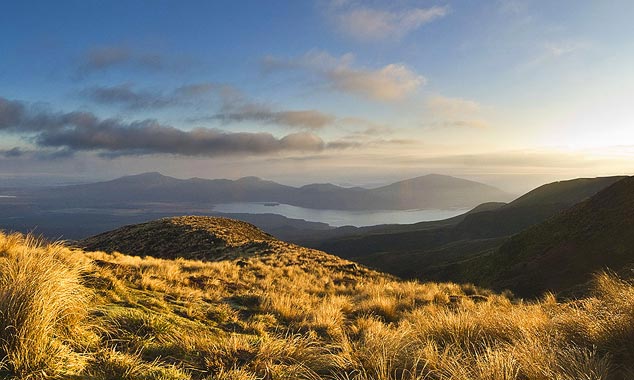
[0,233,94,379]
[2,230,634,379]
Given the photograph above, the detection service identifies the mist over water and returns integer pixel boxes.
[212,202,470,227]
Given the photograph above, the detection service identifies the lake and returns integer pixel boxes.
[212,202,470,227]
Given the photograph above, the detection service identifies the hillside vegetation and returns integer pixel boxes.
[463,176,634,297]
[2,217,634,379]
[307,176,626,286]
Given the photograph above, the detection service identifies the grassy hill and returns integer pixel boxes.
[308,176,625,282]
[463,176,634,297]
[3,217,634,379]
[79,217,278,261]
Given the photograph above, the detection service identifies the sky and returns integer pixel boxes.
[1,0,633,193]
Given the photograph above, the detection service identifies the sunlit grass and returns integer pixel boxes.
[1,230,633,379]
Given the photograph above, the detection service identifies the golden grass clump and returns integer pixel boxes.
[0,232,92,379]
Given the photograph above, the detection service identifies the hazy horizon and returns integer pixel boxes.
[2,168,629,196]
[2,1,633,194]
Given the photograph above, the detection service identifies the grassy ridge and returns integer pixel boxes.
[461,176,634,297]
[2,220,634,379]
[310,176,626,288]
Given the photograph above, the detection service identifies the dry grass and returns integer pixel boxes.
[0,233,94,379]
[1,230,634,379]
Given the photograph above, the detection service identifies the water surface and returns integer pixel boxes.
[212,202,470,227]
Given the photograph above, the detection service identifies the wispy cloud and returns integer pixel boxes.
[414,150,608,169]
[426,95,481,115]
[75,45,182,77]
[517,40,591,71]
[211,87,337,130]
[263,50,425,102]
[83,84,171,109]
[543,40,589,58]
[424,95,490,129]
[165,84,338,130]
[2,147,24,158]
[327,1,449,41]
[425,120,490,129]
[82,83,215,110]
[214,109,336,130]
[84,83,337,130]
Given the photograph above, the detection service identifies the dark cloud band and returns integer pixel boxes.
[0,97,326,158]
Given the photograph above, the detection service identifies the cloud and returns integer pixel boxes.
[338,117,392,135]
[543,41,589,58]
[83,83,216,110]
[0,96,332,158]
[425,120,490,129]
[37,123,326,158]
[0,96,98,133]
[327,2,449,41]
[0,147,75,160]
[80,46,131,71]
[426,95,481,115]
[329,63,423,101]
[84,83,337,129]
[2,147,23,158]
[214,107,336,130]
[335,117,395,143]
[415,150,605,169]
[263,50,425,101]
[83,84,171,109]
[0,97,24,128]
[325,140,363,149]
[180,85,337,130]
[174,83,216,97]
[517,40,591,71]
[76,45,170,76]
[323,137,413,150]
[424,95,490,129]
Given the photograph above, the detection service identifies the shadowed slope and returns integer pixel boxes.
[310,176,626,283]
[469,176,634,297]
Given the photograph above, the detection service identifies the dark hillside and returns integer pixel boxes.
[469,176,634,297]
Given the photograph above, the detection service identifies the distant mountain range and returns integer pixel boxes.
[22,172,513,211]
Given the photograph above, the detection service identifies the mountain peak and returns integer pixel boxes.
[111,172,177,183]
[125,172,168,179]
[236,176,263,182]
[300,183,341,190]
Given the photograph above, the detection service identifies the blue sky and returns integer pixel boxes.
[1,0,633,191]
